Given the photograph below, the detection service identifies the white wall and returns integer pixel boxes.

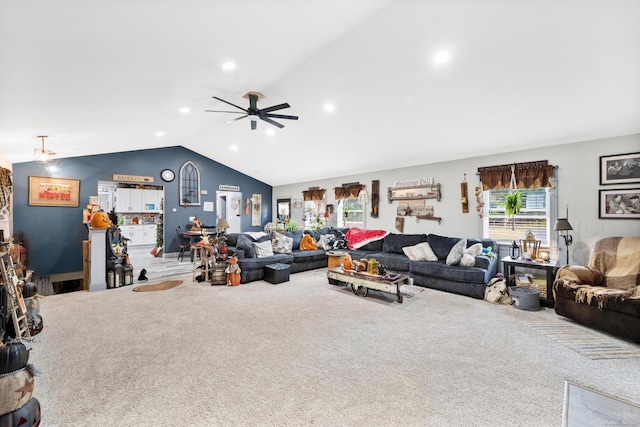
[273,134,640,266]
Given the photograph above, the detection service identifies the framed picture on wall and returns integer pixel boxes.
[598,188,640,219]
[29,176,80,207]
[599,152,640,185]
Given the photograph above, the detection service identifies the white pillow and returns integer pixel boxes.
[317,234,336,250]
[272,233,293,254]
[446,239,467,266]
[402,242,438,262]
[459,243,483,267]
[253,240,274,258]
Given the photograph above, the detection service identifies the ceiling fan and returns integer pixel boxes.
[205,91,298,130]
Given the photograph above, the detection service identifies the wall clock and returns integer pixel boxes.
[160,169,175,182]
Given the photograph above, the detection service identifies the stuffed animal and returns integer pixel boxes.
[225,256,241,286]
[481,246,497,258]
[300,234,318,250]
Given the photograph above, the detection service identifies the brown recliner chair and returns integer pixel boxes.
[553,236,640,343]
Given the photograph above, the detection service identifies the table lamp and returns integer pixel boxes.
[216,218,230,234]
[554,210,573,265]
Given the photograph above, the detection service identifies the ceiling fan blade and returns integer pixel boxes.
[212,97,247,112]
[260,103,290,113]
[226,114,248,123]
[251,120,257,130]
[260,116,285,129]
[264,113,299,120]
[205,109,247,114]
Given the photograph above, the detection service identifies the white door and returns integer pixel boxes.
[217,191,242,233]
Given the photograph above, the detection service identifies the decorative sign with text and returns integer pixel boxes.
[219,185,240,191]
[113,174,154,183]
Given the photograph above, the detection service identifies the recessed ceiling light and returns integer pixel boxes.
[155,131,165,137]
[323,103,335,113]
[230,145,239,152]
[433,51,451,64]
[265,129,276,136]
[179,107,190,114]
[222,62,236,71]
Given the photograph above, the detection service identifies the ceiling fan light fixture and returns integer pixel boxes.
[34,135,54,163]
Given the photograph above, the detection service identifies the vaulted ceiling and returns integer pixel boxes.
[1,1,639,186]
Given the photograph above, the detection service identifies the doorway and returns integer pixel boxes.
[216,191,242,233]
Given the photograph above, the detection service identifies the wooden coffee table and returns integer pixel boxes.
[327,267,410,303]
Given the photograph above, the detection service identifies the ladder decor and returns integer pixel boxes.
[1,252,32,341]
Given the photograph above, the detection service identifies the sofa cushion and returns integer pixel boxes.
[253,240,274,258]
[291,249,328,263]
[225,233,239,247]
[272,232,294,254]
[409,260,490,284]
[359,238,384,251]
[382,233,427,254]
[427,234,462,260]
[446,239,467,265]
[402,242,438,261]
[236,234,256,258]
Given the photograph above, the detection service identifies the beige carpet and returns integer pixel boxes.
[28,270,640,426]
[132,280,183,292]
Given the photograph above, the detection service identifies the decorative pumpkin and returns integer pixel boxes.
[0,397,40,426]
[0,367,36,415]
[0,341,29,376]
[90,211,112,229]
[343,253,352,270]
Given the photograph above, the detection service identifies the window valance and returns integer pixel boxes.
[334,184,363,200]
[302,188,325,201]
[477,161,554,190]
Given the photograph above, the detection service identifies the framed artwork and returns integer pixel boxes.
[598,188,640,219]
[251,194,262,226]
[600,152,640,185]
[293,198,302,209]
[29,176,80,207]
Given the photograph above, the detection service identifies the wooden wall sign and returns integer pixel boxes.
[371,179,379,217]
[461,174,469,213]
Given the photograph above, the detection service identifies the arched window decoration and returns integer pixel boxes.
[179,161,201,206]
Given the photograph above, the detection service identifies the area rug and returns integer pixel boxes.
[524,321,640,360]
[132,280,182,292]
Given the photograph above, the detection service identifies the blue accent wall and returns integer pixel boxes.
[12,146,272,276]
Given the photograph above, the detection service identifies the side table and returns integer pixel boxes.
[501,256,558,307]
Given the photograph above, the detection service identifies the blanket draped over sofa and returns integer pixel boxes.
[553,236,640,342]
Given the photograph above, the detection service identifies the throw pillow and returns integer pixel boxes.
[253,240,274,258]
[459,243,484,267]
[446,239,467,266]
[402,242,438,261]
[381,233,427,254]
[236,234,256,258]
[317,234,336,250]
[272,232,294,254]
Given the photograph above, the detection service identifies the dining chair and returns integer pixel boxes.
[176,225,192,262]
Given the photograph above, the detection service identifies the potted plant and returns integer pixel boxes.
[501,191,522,230]
[285,218,299,231]
[151,198,164,257]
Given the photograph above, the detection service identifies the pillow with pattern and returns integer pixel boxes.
[253,240,274,258]
[272,232,293,254]
[446,239,467,266]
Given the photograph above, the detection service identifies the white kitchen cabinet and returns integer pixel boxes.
[142,224,157,245]
[142,189,163,213]
[116,188,143,213]
[119,225,141,246]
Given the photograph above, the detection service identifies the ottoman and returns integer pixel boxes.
[264,263,291,284]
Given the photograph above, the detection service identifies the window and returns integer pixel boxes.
[303,200,325,229]
[483,187,552,246]
[179,161,201,206]
[338,198,365,229]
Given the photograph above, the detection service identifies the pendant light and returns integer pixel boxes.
[34,135,55,163]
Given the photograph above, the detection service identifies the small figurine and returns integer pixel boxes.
[225,256,241,286]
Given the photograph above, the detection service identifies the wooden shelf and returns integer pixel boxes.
[387,183,441,203]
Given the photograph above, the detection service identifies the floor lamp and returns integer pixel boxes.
[554,210,573,265]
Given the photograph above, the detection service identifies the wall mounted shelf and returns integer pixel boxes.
[387,183,441,203]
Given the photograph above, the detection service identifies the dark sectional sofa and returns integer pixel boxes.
[225,228,498,299]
